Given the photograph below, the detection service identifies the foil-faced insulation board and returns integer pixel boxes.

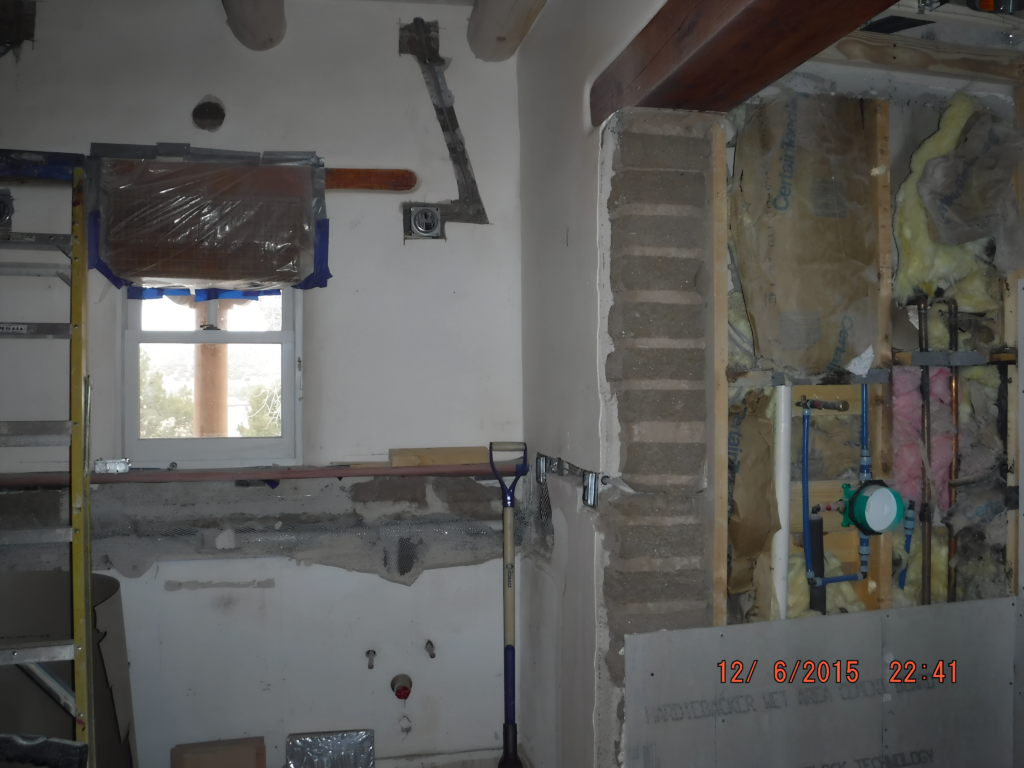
[625,597,1020,767]
[285,731,373,768]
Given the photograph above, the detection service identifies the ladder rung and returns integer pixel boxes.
[0,232,71,255]
[0,421,72,447]
[0,322,72,339]
[0,261,71,286]
[0,527,73,545]
[0,640,75,665]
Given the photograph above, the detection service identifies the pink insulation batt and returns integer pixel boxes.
[892,367,956,511]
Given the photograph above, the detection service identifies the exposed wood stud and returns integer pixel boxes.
[711,120,729,627]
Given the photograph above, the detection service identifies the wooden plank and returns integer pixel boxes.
[711,121,729,628]
[389,446,490,467]
[792,385,861,415]
[70,169,96,764]
[813,30,1024,85]
[325,168,417,192]
[589,0,895,124]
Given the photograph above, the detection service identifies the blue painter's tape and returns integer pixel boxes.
[127,287,191,300]
[0,150,81,181]
[194,288,282,302]
[294,218,332,290]
[127,287,281,301]
[504,645,515,725]
[88,210,129,289]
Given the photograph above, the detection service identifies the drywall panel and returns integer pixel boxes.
[107,555,520,767]
[625,597,1020,767]
[519,474,600,768]
[518,0,666,472]
[0,0,521,470]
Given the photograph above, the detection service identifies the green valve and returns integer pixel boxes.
[841,481,905,536]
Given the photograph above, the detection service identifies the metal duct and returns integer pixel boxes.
[467,0,546,62]
[222,0,286,51]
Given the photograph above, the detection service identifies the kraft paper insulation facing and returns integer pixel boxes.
[727,391,779,623]
[730,92,878,375]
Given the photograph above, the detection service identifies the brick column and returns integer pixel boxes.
[599,108,719,752]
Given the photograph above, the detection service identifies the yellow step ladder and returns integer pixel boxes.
[0,152,94,768]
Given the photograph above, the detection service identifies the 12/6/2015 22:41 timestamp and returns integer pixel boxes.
[717,660,958,684]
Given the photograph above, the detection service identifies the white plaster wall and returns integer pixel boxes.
[107,556,521,767]
[519,475,600,768]
[517,0,665,472]
[0,0,522,470]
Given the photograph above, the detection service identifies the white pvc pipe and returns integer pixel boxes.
[771,386,793,619]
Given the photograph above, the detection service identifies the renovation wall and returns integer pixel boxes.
[518,0,666,474]
[0,1,524,763]
[0,0,522,471]
[518,4,725,764]
[518,475,601,768]
[108,556,515,767]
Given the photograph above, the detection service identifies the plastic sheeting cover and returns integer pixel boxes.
[99,160,316,290]
[285,731,373,768]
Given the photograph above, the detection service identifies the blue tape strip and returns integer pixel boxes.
[194,288,282,302]
[0,150,80,181]
[88,210,128,289]
[294,218,332,290]
[503,645,515,725]
[126,287,282,301]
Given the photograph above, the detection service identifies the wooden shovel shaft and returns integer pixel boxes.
[503,505,515,647]
[325,168,417,191]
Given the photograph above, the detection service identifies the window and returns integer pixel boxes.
[121,291,301,469]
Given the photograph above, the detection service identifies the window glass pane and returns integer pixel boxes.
[141,297,196,331]
[224,296,282,332]
[140,295,282,332]
[140,343,282,438]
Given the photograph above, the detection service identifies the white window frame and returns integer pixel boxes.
[119,289,302,469]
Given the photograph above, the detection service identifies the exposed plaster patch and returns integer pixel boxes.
[164,579,275,591]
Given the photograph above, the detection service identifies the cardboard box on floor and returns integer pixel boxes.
[171,736,266,768]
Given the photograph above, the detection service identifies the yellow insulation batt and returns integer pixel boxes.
[891,525,949,607]
[787,553,867,617]
[893,93,994,302]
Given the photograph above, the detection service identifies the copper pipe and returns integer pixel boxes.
[947,298,959,602]
[0,462,523,489]
[918,296,932,606]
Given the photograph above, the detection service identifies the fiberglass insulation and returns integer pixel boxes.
[893,93,996,303]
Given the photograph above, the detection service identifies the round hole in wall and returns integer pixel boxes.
[192,95,226,132]
[391,674,412,700]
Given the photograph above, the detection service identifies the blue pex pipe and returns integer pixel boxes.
[803,409,812,575]
[861,385,869,449]
[821,574,862,585]
[899,510,915,590]
[504,645,515,725]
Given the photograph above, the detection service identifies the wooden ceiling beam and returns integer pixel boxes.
[590,0,897,125]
